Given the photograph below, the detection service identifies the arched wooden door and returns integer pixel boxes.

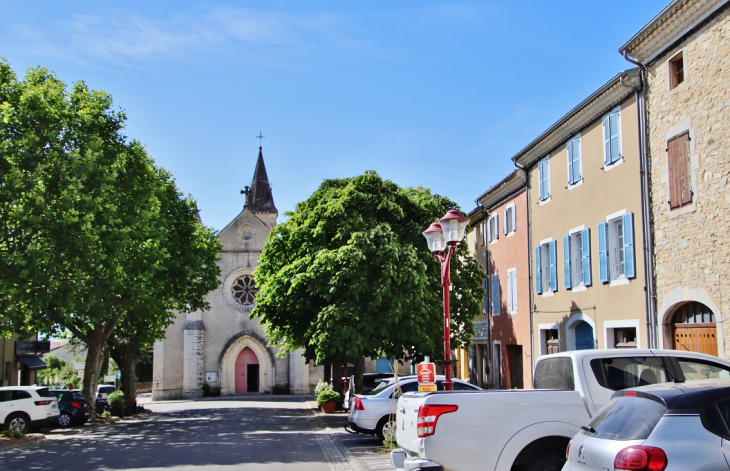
[672,302,717,356]
[235,347,260,393]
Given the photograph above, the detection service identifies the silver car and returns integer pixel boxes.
[563,378,730,471]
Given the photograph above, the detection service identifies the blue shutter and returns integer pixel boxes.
[573,138,581,183]
[535,246,542,295]
[610,112,620,163]
[474,228,478,246]
[549,240,557,292]
[563,235,572,290]
[511,206,516,233]
[495,214,499,239]
[482,279,487,313]
[509,271,517,312]
[503,210,508,235]
[491,275,500,314]
[581,228,591,286]
[487,218,492,242]
[623,212,635,278]
[567,142,574,185]
[539,159,548,200]
[603,115,611,165]
[598,222,609,282]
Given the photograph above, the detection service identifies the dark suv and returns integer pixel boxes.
[50,389,92,427]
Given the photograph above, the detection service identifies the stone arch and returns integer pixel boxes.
[658,287,724,356]
[219,331,275,395]
[565,313,596,351]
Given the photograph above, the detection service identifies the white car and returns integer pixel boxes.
[347,375,480,441]
[0,386,60,433]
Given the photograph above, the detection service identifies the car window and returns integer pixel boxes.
[12,390,32,400]
[392,382,419,399]
[71,392,85,400]
[702,399,730,439]
[590,357,668,391]
[677,360,730,381]
[99,386,116,394]
[0,391,12,402]
[368,381,392,395]
[534,357,575,390]
[453,382,478,391]
[54,392,67,401]
[36,388,54,398]
[585,395,667,440]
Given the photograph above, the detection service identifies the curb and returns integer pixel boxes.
[306,401,368,471]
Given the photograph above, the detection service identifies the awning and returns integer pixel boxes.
[17,355,47,371]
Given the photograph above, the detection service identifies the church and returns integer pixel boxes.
[152,146,324,399]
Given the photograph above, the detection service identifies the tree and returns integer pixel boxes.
[37,354,80,389]
[0,59,221,408]
[253,171,484,394]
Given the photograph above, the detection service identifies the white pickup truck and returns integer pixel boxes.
[391,349,730,471]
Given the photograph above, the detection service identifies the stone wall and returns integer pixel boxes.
[646,9,730,357]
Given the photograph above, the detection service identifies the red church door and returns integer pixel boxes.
[235,347,259,393]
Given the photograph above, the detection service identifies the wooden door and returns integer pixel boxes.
[235,347,259,393]
[673,324,717,356]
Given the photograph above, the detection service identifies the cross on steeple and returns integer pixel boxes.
[256,132,265,147]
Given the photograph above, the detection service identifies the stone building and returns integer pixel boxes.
[619,0,729,357]
[153,147,323,399]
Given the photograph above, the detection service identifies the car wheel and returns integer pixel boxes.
[523,455,565,471]
[376,414,396,442]
[5,413,30,434]
[58,412,72,428]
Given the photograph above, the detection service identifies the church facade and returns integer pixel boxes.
[152,147,323,399]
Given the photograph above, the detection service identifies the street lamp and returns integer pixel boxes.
[423,209,468,391]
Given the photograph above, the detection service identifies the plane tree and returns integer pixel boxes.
[253,171,484,395]
[0,60,221,407]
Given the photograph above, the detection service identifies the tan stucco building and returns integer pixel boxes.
[513,72,653,358]
[619,0,729,358]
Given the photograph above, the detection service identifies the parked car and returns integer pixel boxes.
[564,378,730,470]
[50,389,92,427]
[344,373,394,409]
[348,375,480,441]
[0,386,60,433]
[95,384,116,413]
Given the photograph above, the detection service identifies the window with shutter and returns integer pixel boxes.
[667,131,692,209]
[507,269,517,313]
[603,109,621,166]
[567,135,582,186]
[491,274,500,316]
[539,157,550,201]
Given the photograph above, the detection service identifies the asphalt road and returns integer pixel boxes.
[0,395,372,471]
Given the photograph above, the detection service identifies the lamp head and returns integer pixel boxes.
[438,209,468,244]
[423,222,447,252]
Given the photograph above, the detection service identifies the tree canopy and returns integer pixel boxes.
[253,171,484,368]
[0,59,221,405]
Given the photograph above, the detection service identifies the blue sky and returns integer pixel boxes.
[2,1,668,231]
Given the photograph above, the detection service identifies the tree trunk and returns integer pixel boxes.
[323,363,331,384]
[354,357,364,394]
[332,363,344,398]
[81,330,105,415]
[109,343,140,401]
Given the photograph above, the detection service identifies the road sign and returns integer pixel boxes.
[115,371,121,379]
[417,362,435,384]
[418,384,437,392]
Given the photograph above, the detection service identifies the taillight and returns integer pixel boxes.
[353,397,364,411]
[98,394,103,399]
[416,404,458,438]
[34,400,53,406]
[615,446,667,471]
[566,437,573,461]
[71,401,82,409]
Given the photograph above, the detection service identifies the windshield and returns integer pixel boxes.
[584,395,666,440]
[367,380,394,395]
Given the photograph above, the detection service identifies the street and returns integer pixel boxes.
[0,395,391,471]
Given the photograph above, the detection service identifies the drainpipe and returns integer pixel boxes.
[513,160,534,385]
[620,54,658,349]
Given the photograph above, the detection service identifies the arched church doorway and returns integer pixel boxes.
[235,347,260,393]
[671,301,717,356]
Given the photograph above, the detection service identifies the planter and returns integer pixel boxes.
[320,402,336,414]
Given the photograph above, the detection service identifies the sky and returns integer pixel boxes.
[1,1,669,231]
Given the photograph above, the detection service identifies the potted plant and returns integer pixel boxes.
[316,389,341,414]
[107,390,126,418]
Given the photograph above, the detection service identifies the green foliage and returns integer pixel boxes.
[314,380,333,396]
[315,388,341,406]
[1,427,25,439]
[101,411,112,418]
[0,58,221,406]
[107,390,126,408]
[253,171,485,366]
[36,354,80,388]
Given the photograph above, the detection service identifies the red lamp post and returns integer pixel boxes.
[422,209,469,391]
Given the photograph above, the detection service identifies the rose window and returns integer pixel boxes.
[232,275,258,306]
